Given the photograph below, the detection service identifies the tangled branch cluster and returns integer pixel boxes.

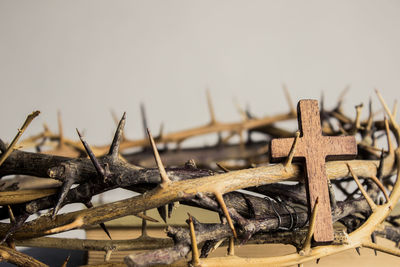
[0,90,399,267]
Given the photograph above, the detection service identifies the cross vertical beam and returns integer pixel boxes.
[270,99,357,243]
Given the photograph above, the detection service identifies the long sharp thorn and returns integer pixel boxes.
[140,103,149,139]
[108,112,126,159]
[316,258,320,264]
[375,89,398,130]
[7,206,15,224]
[1,214,29,244]
[61,254,70,267]
[111,109,126,142]
[283,83,296,115]
[157,205,168,223]
[0,111,40,167]
[228,236,235,256]
[356,247,361,255]
[347,164,377,211]
[188,214,200,266]
[370,175,391,207]
[147,129,170,187]
[57,110,64,147]
[135,212,159,222]
[216,162,230,173]
[85,202,112,239]
[384,117,393,154]
[206,89,217,125]
[77,129,105,177]
[284,131,300,169]
[214,191,237,238]
[366,98,374,132]
[300,197,319,255]
[393,99,398,120]
[52,178,75,218]
[371,233,377,256]
[337,85,350,110]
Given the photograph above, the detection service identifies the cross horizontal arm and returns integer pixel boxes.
[270,138,306,159]
[323,136,357,160]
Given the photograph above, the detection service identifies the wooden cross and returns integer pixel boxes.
[270,99,357,243]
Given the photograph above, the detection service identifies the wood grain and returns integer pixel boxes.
[271,99,357,243]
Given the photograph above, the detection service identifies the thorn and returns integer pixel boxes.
[300,197,319,256]
[140,103,149,140]
[1,214,29,244]
[147,129,171,187]
[337,85,350,110]
[233,98,248,121]
[216,162,230,173]
[52,178,75,218]
[316,258,320,264]
[188,214,200,266]
[284,131,300,169]
[76,129,105,177]
[105,249,112,262]
[356,247,361,255]
[371,233,377,256]
[370,175,391,208]
[61,254,70,267]
[282,83,296,115]
[393,100,398,120]
[206,89,217,125]
[214,191,237,238]
[366,98,374,132]
[84,202,112,239]
[141,210,148,237]
[228,236,235,256]
[111,109,126,141]
[7,206,15,224]
[384,117,394,154]
[375,89,398,130]
[134,212,159,222]
[57,110,64,148]
[0,111,40,167]
[168,203,174,218]
[347,164,377,211]
[354,103,364,132]
[108,112,126,159]
[158,122,164,140]
[157,205,168,223]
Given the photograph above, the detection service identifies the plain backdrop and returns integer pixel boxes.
[0,0,399,146]
[0,1,400,265]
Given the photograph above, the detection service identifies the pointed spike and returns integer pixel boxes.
[57,110,64,147]
[168,203,174,219]
[356,247,361,255]
[337,85,350,110]
[384,117,394,154]
[214,191,237,238]
[105,249,113,262]
[370,175,391,207]
[188,214,200,266]
[206,89,217,124]
[141,210,148,237]
[52,178,75,218]
[140,103,149,139]
[284,131,300,168]
[300,197,319,255]
[282,83,296,115]
[61,254,71,267]
[1,214,29,244]
[375,89,398,129]
[316,258,320,264]
[108,112,126,159]
[366,98,374,132]
[157,205,168,223]
[84,202,112,239]
[76,129,105,177]
[371,233,377,256]
[393,100,398,119]
[228,236,235,256]
[216,163,230,173]
[347,164,377,211]
[7,206,15,224]
[147,129,171,187]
